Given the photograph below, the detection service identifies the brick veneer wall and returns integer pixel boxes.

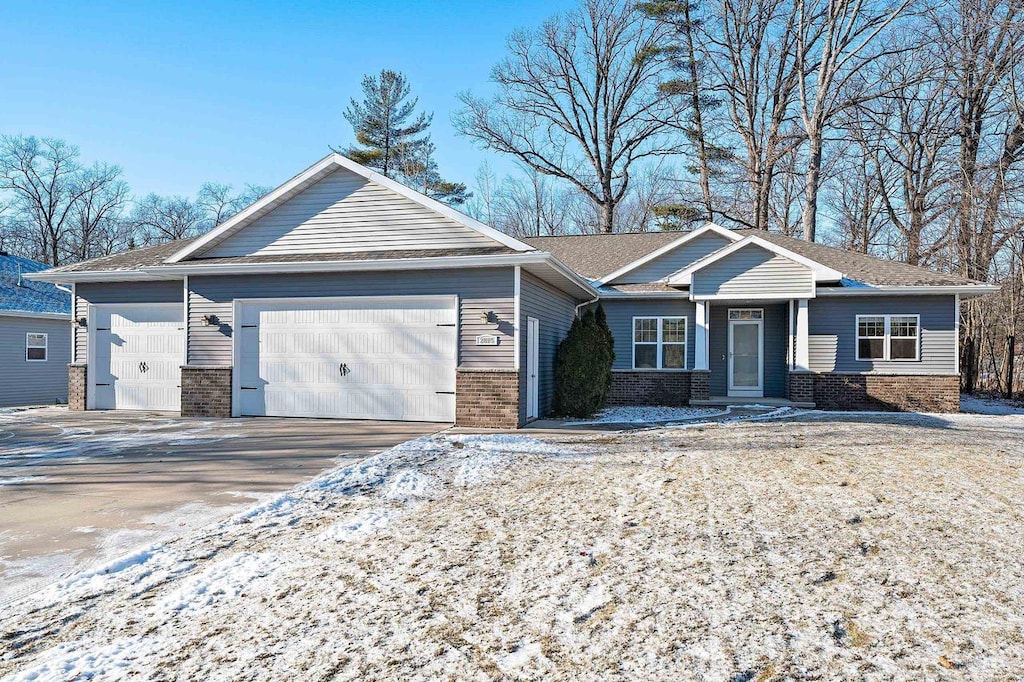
[788,372,814,404]
[813,373,959,412]
[456,369,520,428]
[690,370,709,402]
[180,366,232,418]
[609,371,691,406]
[68,363,87,411]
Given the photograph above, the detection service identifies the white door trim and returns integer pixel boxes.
[526,317,540,421]
[727,314,764,398]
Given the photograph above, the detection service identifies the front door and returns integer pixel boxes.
[526,317,540,420]
[728,309,763,398]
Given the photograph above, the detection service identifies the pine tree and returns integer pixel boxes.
[340,70,471,205]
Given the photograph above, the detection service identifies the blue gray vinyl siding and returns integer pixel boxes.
[0,316,71,406]
[808,295,956,375]
[692,245,813,298]
[602,298,696,371]
[708,303,788,398]
[74,281,184,363]
[616,232,732,284]
[518,270,579,421]
[187,268,516,368]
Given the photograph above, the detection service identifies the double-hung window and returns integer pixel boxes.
[26,333,48,362]
[856,314,919,361]
[633,317,687,369]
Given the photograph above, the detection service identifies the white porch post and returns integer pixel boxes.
[694,300,709,371]
[795,299,810,372]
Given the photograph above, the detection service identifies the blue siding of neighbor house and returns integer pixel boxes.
[0,315,71,406]
[186,269,516,369]
[808,295,956,375]
[708,302,789,398]
[601,298,696,371]
[518,270,579,422]
[615,232,733,284]
[74,280,184,363]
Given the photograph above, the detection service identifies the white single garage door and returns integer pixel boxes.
[90,304,184,411]
[236,296,457,422]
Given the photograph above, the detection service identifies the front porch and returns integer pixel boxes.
[690,299,814,406]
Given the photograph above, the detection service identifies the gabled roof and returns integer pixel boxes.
[167,154,534,263]
[666,234,843,285]
[523,232,683,280]
[0,253,71,315]
[593,223,742,285]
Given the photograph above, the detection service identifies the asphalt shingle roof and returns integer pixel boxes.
[528,229,983,287]
[0,253,71,314]
[44,226,985,291]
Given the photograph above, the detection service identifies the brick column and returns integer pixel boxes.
[68,363,87,411]
[788,371,814,405]
[456,369,520,428]
[690,369,710,401]
[180,366,232,417]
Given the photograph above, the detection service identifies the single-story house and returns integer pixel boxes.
[29,154,997,427]
[1,251,71,407]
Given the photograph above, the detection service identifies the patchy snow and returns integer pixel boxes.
[3,419,1024,679]
[0,476,46,487]
[565,405,728,425]
[960,393,1024,415]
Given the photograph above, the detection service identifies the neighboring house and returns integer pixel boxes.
[1,252,72,407]
[29,154,996,427]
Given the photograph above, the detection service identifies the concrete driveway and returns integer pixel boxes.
[0,407,444,607]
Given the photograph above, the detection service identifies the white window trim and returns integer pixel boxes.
[855,314,920,362]
[632,316,688,370]
[26,332,48,362]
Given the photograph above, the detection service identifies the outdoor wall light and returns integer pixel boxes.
[75,317,87,328]
[202,314,219,326]
[479,310,496,324]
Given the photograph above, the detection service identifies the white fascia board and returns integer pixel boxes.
[166,153,534,264]
[666,235,843,286]
[690,290,815,302]
[594,222,742,286]
[816,284,1000,298]
[0,310,71,320]
[24,270,181,284]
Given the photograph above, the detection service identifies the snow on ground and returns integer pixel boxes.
[564,405,728,425]
[3,412,1024,679]
[960,392,1024,415]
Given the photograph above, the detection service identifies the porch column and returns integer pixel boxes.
[794,299,810,372]
[694,300,709,371]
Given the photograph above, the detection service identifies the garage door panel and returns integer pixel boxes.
[91,304,183,412]
[239,297,456,422]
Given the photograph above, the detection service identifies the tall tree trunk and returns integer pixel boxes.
[802,128,823,242]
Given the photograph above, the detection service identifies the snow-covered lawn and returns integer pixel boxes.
[3,411,1024,679]
[564,405,727,424]
[961,393,1024,415]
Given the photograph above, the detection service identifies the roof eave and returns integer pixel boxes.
[817,284,1000,297]
[24,270,180,284]
[0,310,71,320]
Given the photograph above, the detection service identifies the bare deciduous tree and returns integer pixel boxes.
[454,0,688,233]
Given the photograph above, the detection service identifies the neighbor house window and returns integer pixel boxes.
[26,333,47,362]
[633,317,687,369]
[856,315,919,361]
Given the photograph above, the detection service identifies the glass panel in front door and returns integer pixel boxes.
[732,323,759,387]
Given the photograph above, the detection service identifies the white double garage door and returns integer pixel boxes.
[89,296,457,422]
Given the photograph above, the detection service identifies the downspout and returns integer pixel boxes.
[575,294,600,319]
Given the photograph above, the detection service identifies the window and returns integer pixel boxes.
[633,317,687,369]
[26,333,47,362]
[856,315,919,361]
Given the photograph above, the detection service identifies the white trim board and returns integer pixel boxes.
[594,222,742,286]
[666,235,843,286]
[165,154,534,263]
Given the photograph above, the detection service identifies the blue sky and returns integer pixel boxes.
[0,1,575,197]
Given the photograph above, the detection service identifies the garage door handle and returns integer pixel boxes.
[139,361,149,373]
[339,363,350,376]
